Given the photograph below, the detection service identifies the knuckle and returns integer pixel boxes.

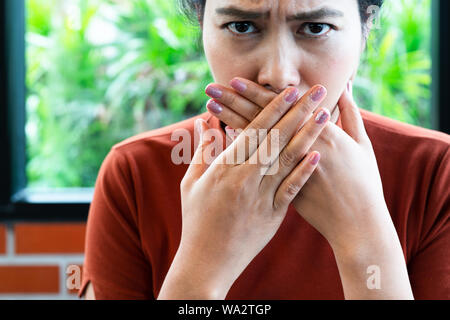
[276,126,290,145]
[285,181,301,197]
[299,98,316,115]
[227,92,238,106]
[270,100,288,117]
[279,148,296,168]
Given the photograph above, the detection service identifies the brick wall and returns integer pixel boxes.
[0,223,85,299]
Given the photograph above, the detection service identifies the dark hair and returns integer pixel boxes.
[178,0,384,34]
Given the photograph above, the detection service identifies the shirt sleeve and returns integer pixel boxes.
[78,147,154,299]
[408,147,450,299]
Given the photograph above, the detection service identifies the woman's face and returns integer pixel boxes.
[202,0,365,112]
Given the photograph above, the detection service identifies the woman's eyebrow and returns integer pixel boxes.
[215,6,270,20]
[215,6,344,21]
[287,7,344,21]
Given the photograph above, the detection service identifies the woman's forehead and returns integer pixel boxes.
[208,0,353,13]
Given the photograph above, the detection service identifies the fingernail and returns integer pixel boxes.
[205,85,223,99]
[315,109,330,125]
[285,87,299,103]
[230,79,247,93]
[310,86,326,102]
[206,100,223,114]
[309,152,321,165]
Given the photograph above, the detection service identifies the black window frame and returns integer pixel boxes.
[0,0,449,222]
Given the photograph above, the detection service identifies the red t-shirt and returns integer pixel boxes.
[78,109,450,299]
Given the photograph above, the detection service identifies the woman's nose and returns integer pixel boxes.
[257,41,301,93]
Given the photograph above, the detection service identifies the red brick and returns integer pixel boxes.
[15,223,86,254]
[0,266,59,293]
[0,225,6,254]
[66,264,83,295]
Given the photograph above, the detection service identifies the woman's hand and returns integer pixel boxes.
[158,85,331,300]
[205,78,392,249]
[205,78,414,299]
[204,78,340,131]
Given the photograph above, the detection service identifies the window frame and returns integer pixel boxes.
[431,0,449,133]
[0,0,448,221]
[0,0,90,221]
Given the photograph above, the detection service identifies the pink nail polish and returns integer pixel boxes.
[309,152,321,165]
[206,100,223,114]
[230,79,247,93]
[205,85,223,99]
[315,109,330,125]
[311,86,326,102]
[285,87,299,103]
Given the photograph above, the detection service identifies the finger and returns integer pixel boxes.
[230,77,277,108]
[218,86,301,165]
[337,81,369,143]
[184,118,213,183]
[206,84,262,121]
[230,77,323,117]
[206,99,249,130]
[250,85,327,169]
[272,151,321,211]
[261,107,330,186]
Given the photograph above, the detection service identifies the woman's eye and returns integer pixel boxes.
[300,23,332,37]
[226,22,257,35]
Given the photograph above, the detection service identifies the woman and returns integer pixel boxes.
[79,0,450,300]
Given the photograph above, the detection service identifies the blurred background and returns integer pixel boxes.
[25,0,432,189]
[0,0,447,299]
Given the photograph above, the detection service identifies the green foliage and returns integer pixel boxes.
[25,0,432,188]
[356,0,432,127]
[26,0,212,188]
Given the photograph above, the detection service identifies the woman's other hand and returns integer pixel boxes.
[158,85,330,300]
[206,78,414,299]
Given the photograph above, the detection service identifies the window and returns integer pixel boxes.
[1,0,448,220]
[25,0,211,190]
[357,0,432,127]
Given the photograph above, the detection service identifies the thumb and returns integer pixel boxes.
[185,118,213,181]
[337,80,369,143]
